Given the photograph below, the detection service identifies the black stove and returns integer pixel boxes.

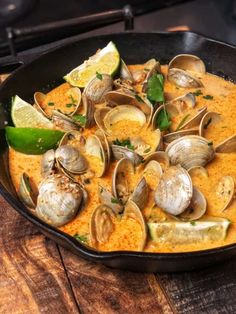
[0,0,236,72]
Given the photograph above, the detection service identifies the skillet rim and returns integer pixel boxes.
[1,30,236,263]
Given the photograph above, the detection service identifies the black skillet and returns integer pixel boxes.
[0,32,236,273]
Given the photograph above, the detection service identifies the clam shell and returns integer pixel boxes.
[111,144,143,166]
[112,158,134,205]
[81,93,95,128]
[120,59,134,82]
[164,129,199,144]
[188,166,209,178]
[130,177,149,210]
[41,149,55,177]
[178,187,207,221]
[143,151,170,171]
[168,54,206,74]
[216,175,235,211]
[154,165,193,216]
[90,204,115,247]
[52,110,81,131]
[98,185,123,214]
[84,74,113,103]
[215,134,236,153]
[166,135,215,170]
[123,200,147,251]
[179,106,207,130]
[94,107,111,135]
[199,111,222,137]
[18,173,37,209]
[165,92,196,117]
[168,68,203,88]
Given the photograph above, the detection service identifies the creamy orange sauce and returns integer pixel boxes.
[8,64,236,253]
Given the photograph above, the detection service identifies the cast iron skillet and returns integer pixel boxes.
[1,32,236,273]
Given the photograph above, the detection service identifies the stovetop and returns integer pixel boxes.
[0,0,236,70]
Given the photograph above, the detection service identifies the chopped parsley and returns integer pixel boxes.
[24,175,31,192]
[96,71,103,80]
[155,107,172,131]
[190,221,196,226]
[111,197,120,204]
[203,95,213,100]
[144,148,151,153]
[47,102,54,106]
[147,73,165,103]
[204,117,212,129]
[69,94,76,104]
[208,141,213,146]
[175,114,190,131]
[72,114,86,126]
[66,103,73,108]
[73,234,88,243]
[112,138,134,150]
[193,90,203,96]
[134,94,143,102]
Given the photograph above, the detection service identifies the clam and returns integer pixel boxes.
[112,158,134,205]
[113,78,134,91]
[168,54,206,74]
[154,165,193,216]
[55,145,88,174]
[178,187,207,221]
[98,185,123,214]
[111,144,143,166]
[59,130,85,148]
[123,200,147,251]
[90,204,115,247]
[41,149,55,177]
[188,166,209,178]
[95,129,111,165]
[179,106,207,130]
[52,110,81,131]
[81,93,95,128]
[85,135,109,177]
[166,135,215,170]
[216,176,235,211]
[84,74,113,103]
[130,177,149,210]
[103,105,146,135]
[94,107,111,135]
[199,111,222,137]
[165,93,196,117]
[142,60,161,92]
[168,68,203,88]
[36,174,83,227]
[34,87,81,117]
[164,129,199,144]
[143,151,170,171]
[142,160,163,190]
[18,173,37,209]
[120,59,134,82]
[215,134,236,153]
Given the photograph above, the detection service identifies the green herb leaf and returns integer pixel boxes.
[155,108,172,131]
[72,114,86,126]
[66,103,73,108]
[193,90,203,96]
[175,114,190,131]
[147,73,165,103]
[134,94,143,102]
[190,221,196,226]
[47,102,54,106]
[111,197,120,204]
[96,71,103,80]
[204,117,212,129]
[208,141,213,146]
[73,234,88,243]
[203,95,213,100]
[69,95,76,104]
[144,148,151,153]
[112,138,134,150]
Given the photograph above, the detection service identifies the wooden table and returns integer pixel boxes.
[1,195,236,314]
[1,73,236,314]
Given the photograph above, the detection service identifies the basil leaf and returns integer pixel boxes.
[155,108,171,131]
[147,74,165,103]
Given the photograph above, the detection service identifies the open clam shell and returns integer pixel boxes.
[52,110,81,131]
[95,129,111,165]
[94,107,111,135]
[18,173,37,209]
[199,111,222,137]
[90,204,115,247]
[188,166,209,178]
[178,187,207,221]
[103,105,147,134]
[165,92,196,117]
[112,158,134,205]
[154,165,193,216]
[142,160,163,191]
[84,74,113,103]
[41,149,56,177]
[143,151,170,171]
[216,175,235,211]
[130,177,149,210]
[81,93,95,128]
[215,134,236,153]
[123,200,147,251]
[98,185,123,214]
[111,144,143,166]
[179,106,207,130]
[164,129,199,144]
[120,59,134,82]
[168,68,203,88]
[166,135,215,170]
[142,60,161,92]
[168,54,206,74]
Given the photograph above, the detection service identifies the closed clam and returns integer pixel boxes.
[18,173,37,209]
[84,74,113,103]
[166,135,215,170]
[55,145,88,174]
[36,174,83,227]
[154,165,193,216]
[90,204,115,247]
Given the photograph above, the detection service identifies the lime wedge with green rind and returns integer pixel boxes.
[148,217,231,244]
[6,127,64,155]
[64,41,120,88]
[11,95,53,128]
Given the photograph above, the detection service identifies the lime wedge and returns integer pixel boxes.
[64,41,120,88]
[148,217,230,244]
[11,95,53,128]
[6,127,64,155]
